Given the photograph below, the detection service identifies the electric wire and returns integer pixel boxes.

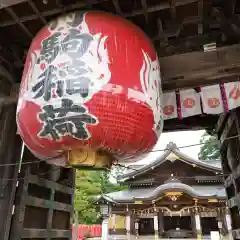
[0,154,65,167]
[117,133,238,161]
[0,132,225,167]
[0,164,63,181]
[0,151,89,182]
[0,132,237,181]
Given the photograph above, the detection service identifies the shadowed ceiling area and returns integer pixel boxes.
[0,0,239,132]
[0,0,239,78]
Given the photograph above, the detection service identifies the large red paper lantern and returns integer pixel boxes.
[16,11,163,169]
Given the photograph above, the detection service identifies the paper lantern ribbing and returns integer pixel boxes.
[16,11,163,169]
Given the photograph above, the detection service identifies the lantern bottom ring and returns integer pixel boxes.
[66,148,114,170]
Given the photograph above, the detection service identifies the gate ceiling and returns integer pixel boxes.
[0,0,239,131]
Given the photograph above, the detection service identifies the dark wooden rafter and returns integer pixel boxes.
[0,0,237,69]
[4,7,32,38]
[198,0,203,34]
[0,1,105,27]
[213,7,240,38]
[85,0,94,9]
[169,0,177,22]
[27,0,47,25]
[157,18,168,48]
[124,0,199,18]
[112,0,123,16]
[202,0,213,33]
[0,36,24,76]
[224,0,236,18]
[141,0,149,24]
[55,0,67,14]
[154,16,202,42]
[0,0,200,27]
[0,0,208,63]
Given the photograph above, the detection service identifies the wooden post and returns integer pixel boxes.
[73,210,79,240]
[126,214,131,239]
[218,219,223,239]
[134,219,139,239]
[191,213,196,237]
[112,214,116,234]
[154,215,159,240]
[101,217,109,240]
[216,110,240,239]
[158,211,164,237]
[125,206,131,240]
[195,214,202,240]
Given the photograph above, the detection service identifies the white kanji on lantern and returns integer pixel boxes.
[179,89,201,118]
[140,50,162,134]
[200,85,223,114]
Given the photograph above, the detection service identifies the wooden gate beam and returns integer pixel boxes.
[160,43,240,91]
[2,43,240,104]
[0,0,28,9]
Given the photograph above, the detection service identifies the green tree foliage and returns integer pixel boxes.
[198,132,220,161]
[74,168,126,224]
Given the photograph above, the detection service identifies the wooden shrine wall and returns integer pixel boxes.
[0,71,75,240]
[217,109,240,239]
[9,148,75,240]
[0,70,23,240]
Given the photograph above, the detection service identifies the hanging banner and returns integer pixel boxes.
[163,92,178,120]
[161,81,240,121]
[224,81,240,110]
[200,85,224,114]
[179,89,201,118]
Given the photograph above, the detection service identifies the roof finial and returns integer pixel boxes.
[166,142,178,150]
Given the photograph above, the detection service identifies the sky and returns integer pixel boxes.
[128,130,205,165]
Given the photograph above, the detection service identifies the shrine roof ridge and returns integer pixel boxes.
[100,182,226,203]
[117,142,222,182]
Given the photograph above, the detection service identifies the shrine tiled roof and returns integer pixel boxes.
[118,142,222,182]
[99,182,226,203]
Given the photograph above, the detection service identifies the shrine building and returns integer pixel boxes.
[97,142,232,238]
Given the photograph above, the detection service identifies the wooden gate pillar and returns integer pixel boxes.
[0,75,24,240]
[125,208,131,239]
[9,148,75,240]
[158,211,164,237]
[216,110,240,240]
